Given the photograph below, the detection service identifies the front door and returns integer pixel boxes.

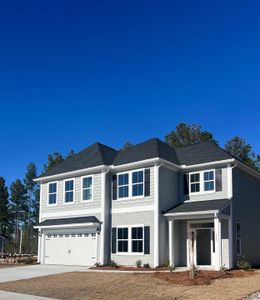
[196,229,211,265]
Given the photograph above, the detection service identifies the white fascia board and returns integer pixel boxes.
[111,157,161,172]
[34,165,108,183]
[164,210,218,217]
[181,159,235,171]
[34,222,98,229]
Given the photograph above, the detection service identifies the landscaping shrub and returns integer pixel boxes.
[190,264,199,279]
[220,265,228,272]
[24,257,34,264]
[109,260,118,268]
[237,260,251,271]
[135,260,142,268]
[169,265,175,272]
[163,260,170,268]
[94,262,101,267]
[143,263,150,268]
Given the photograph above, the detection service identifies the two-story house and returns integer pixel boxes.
[35,138,260,270]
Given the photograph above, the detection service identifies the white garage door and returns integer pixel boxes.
[45,232,97,266]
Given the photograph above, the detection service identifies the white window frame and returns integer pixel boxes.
[81,175,94,202]
[47,181,58,206]
[116,169,145,201]
[116,225,144,255]
[189,169,216,195]
[63,178,75,205]
[236,222,242,255]
[117,227,129,253]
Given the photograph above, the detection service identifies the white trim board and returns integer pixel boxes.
[34,222,98,229]
[40,208,101,219]
[111,205,154,214]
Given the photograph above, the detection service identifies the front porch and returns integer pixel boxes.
[165,199,233,270]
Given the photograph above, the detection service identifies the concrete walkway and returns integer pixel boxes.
[0,290,57,300]
[0,265,87,283]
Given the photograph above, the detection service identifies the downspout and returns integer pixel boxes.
[154,161,163,267]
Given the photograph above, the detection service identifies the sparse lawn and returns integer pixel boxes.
[0,270,259,300]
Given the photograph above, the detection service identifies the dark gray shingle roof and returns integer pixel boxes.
[112,138,179,166]
[38,139,234,178]
[175,142,232,165]
[41,143,117,177]
[37,216,100,227]
[164,199,230,215]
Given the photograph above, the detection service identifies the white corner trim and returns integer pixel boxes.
[40,208,101,219]
[111,205,154,214]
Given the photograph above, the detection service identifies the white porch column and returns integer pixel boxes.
[40,232,45,264]
[168,220,174,266]
[37,229,41,263]
[154,163,161,267]
[214,216,222,269]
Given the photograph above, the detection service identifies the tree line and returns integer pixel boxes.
[0,123,259,254]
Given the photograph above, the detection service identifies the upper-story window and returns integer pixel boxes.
[48,182,57,205]
[118,173,129,198]
[64,179,74,203]
[189,170,215,194]
[132,171,144,196]
[82,176,93,201]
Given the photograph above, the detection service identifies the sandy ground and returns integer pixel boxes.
[0,270,259,300]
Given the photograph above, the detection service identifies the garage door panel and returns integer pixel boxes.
[45,232,97,266]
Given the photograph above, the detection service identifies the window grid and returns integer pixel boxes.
[64,180,74,203]
[116,226,144,254]
[117,228,128,253]
[118,173,129,199]
[82,176,93,201]
[48,182,57,205]
[132,171,144,197]
[189,170,215,194]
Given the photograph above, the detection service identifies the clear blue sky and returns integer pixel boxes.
[0,0,260,185]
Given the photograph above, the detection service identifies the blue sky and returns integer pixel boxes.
[0,0,260,185]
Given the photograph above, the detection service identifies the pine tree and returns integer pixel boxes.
[0,177,9,236]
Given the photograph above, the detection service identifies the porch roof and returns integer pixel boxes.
[164,199,231,217]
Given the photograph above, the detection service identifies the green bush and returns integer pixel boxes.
[24,257,34,265]
[163,260,170,268]
[143,263,150,269]
[190,264,199,279]
[135,260,142,268]
[220,265,228,272]
[109,260,118,268]
[94,262,101,267]
[237,260,251,271]
[169,265,175,272]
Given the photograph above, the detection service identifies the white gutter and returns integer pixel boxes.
[34,165,108,182]
[164,210,218,217]
[111,157,161,172]
[181,158,235,170]
[34,222,99,229]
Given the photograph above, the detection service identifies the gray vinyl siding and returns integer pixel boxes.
[111,211,154,266]
[111,166,154,209]
[232,168,260,267]
[180,167,229,202]
[159,167,179,265]
[40,172,102,215]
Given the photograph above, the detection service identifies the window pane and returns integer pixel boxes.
[204,171,214,181]
[119,174,128,186]
[236,239,241,254]
[83,177,92,189]
[118,241,128,252]
[132,240,143,252]
[119,186,128,198]
[83,189,92,201]
[118,228,128,239]
[65,191,73,202]
[204,181,214,191]
[132,227,143,239]
[132,184,143,196]
[132,171,143,184]
[191,173,200,183]
[191,183,200,193]
[65,180,73,191]
[49,194,56,204]
[49,183,57,193]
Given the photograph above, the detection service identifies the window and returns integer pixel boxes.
[189,170,215,194]
[236,222,241,255]
[118,173,129,198]
[64,180,74,203]
[132,171,144,197]
[48,182,57,205]
[117,228,128,252]
[190,173,200,193]
[82,176,93,201]
[131,227,143,253]
[204,171,215,191]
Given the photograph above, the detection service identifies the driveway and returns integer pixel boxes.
[0,265,87,283]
